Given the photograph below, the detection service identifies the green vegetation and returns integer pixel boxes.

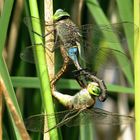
[0,0,138,140]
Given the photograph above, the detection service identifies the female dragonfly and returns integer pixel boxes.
[25,81,134,133]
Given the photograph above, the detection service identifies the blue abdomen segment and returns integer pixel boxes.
[68,47,78,62]
[67,47,82,70]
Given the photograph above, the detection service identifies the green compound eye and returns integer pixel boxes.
[87,82,101,97]
[53,9,70,21]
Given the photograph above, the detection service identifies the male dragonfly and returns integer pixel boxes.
[21,9,137,102]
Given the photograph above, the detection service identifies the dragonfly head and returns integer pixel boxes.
[87,82,101,97]
[53,9,70,21]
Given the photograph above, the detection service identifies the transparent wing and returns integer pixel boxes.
[24,17,138,48]
[89,108,134,125]
[79,22,138,44]
[20,43,129,70]
[64,108,134,127]
[78,22,137,70]
[79,43,130,72]
[24,16,53,37]
[19,45,53,65]
[25,108,134,133]
[20,45,73,68]
[23,17,137,62]
[24,109,79,133]
[20,46,35,64]
[24,16,64,51]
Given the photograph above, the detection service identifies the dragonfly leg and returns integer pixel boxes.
[31,29,54,38]
[75,76,87,88]
[31,28,58,52]
[88,75,107,102]
[44,32,62,52]
[72,69,89,88]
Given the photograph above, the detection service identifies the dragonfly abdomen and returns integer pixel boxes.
[51,47,71,86]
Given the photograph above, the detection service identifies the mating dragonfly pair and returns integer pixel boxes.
[21,9,136,133]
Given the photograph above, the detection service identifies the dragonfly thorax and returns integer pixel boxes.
[68,88,96,110]
[55,18,81,47]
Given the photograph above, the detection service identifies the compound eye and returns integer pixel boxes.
[87,83,101,96]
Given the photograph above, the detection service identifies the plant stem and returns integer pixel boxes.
[134,0,140,139]
[28,0,59,139]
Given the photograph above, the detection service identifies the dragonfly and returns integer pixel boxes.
[25,82,134,133]
[21,9,137,102]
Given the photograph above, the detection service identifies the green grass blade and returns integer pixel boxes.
[11,77,40,88]
[80,123,95,140]
[134,0,140,139]
[86,0,133,86]
[11,77,134,94]
[0,0,26,139]
[116,0,134,58]
[0,59,23,140]
[27,0,59,139]
[0,0,14,53]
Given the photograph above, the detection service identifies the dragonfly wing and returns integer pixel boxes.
[24,110,79,133]
[86,108,134,125]
[20,42,63,65]
[65,109,93,127]
[65,108,134,126]
[86,46,129,71]
[79,22,137,68]
[79,22,138,44]
[24,16,54,37]
[20,46,35,63]
[79,40,130,73]
[20,45,48,64]
[24,16,64,48]
[24,108,134,132]
[25,114,46,133]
